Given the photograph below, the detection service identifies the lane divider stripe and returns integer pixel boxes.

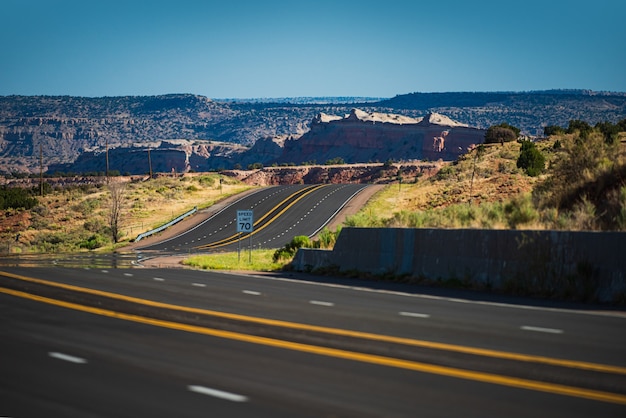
[2,286,625,406]
[1,270,625,376]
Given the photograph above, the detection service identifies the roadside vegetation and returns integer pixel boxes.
[0,174,249,253]
[183,249,283,271]
[345,119,626,232]
[184,229,340,271]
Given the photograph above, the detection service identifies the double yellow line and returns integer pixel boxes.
[195,184,326,250]
[2,270,626,405]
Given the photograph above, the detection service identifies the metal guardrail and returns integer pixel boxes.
[134,206,197,242]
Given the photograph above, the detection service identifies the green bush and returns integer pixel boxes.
[517,140,545,176]
[504,195,538,228]
[273,235,312,262]
[79,234,108,250]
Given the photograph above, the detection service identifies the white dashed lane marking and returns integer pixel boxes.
[243,290,261,295]
[309,300,334,307]
[192,283,206,288]
[521,325,564,334]
[188,385,248,402]
[49,352,87,364]
[399,311,431,318]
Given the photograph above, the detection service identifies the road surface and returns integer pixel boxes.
[1,267,625,417]
[135,184,368,254]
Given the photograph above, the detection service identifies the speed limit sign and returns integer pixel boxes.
[236,210,254,233]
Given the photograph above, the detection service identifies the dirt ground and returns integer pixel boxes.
[130,184,384,268]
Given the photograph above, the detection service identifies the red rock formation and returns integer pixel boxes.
[277,109,485,165]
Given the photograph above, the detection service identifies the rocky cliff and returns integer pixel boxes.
[3,91,625,175]
[45,109,484,174]
[276,109,485,164]
[47,139,247,175]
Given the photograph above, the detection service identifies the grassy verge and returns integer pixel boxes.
[1,174,252,253]
[183,249,286,271]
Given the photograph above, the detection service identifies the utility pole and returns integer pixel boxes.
[148,148,153,178]
[105,137,110,182]
[39,143,43,196]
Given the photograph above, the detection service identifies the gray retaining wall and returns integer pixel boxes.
[292,228,626,303]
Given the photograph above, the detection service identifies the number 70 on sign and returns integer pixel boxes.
[236,210,254,233]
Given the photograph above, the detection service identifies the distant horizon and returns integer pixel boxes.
[1,1,624,98]
[2,88,626,101]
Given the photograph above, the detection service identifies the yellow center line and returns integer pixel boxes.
[2,285,626,406]
[196,184,326,249]
[1,270,626,377]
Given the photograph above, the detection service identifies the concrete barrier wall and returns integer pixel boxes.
[292,228,626,303]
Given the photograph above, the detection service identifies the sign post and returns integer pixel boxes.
[236,210,254,262]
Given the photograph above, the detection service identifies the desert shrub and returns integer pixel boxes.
[197,175,216,186]
[436,165,458,180]
[75,197,101,215]
[344,211,384,227]
[273,235,312,262]
[83,218,106,233]
[567,197,597,230]
[504,195,538,228]
[31,205,49,216]
[313,227,341,249]
[32,231,77,252]
[79,234,108,250]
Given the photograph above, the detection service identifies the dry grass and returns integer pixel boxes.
[346,136,626,231]
[1,174,252,253]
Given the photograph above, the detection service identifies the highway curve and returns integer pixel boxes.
[135,183,368,254]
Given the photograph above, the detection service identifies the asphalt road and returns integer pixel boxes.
[1,267,625,417]
[135,184,369,253]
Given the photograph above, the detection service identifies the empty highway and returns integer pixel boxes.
[135,184,368,253]
[1,267,625,417]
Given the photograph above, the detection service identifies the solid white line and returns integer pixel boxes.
[310,300,334,307]
[49,352,87,364]
[153,277,165,282]
[191,283,206,287]
[521,325,564,334]
[224,272,626,319]
[188,385,248,402]
[243,290,261,295]
[399,311,431,318]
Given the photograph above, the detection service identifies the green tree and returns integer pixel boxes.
[517,140,545,177]
[595,121,619,144]
[567,120,592,139]
[485,125,518,144]
[0,186,38,210]
[544,125,565,136]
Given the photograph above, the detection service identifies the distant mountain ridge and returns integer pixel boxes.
[1,90,625,174]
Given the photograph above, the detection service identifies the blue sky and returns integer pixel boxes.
[1,0,624,98]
